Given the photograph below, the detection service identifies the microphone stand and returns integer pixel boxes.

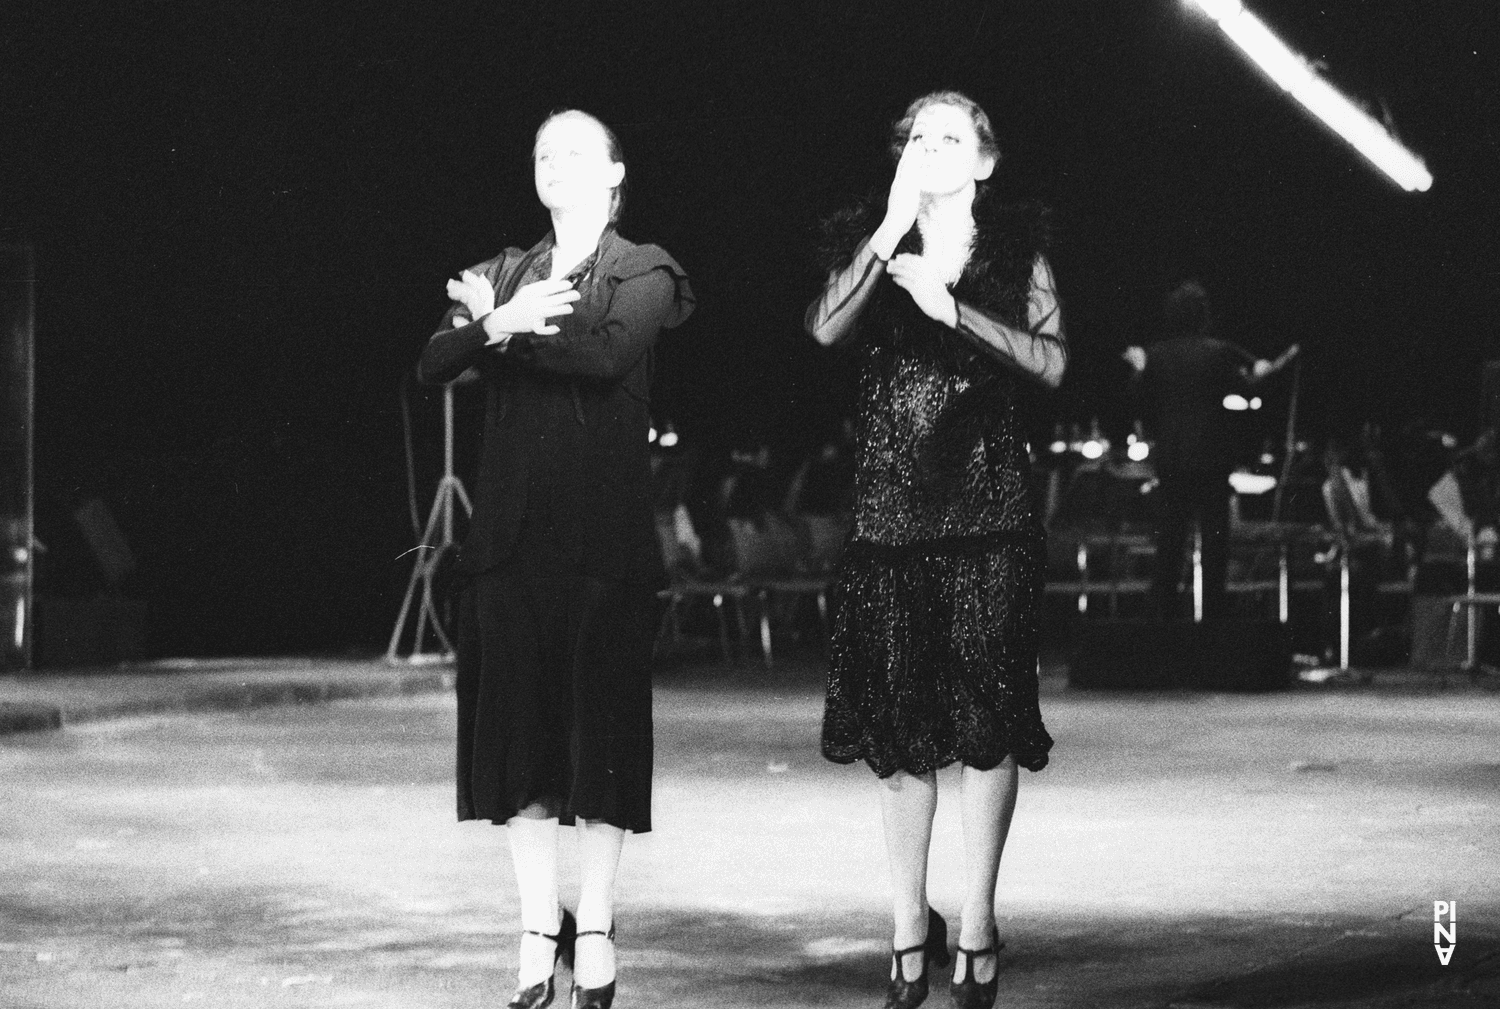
[1272,357,1301,523]
[386,379,473,664]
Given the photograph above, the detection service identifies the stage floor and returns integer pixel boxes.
[0,655,1496,1007]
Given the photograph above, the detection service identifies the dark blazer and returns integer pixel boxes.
[1136,335,1255,478]
[418,227,694,584]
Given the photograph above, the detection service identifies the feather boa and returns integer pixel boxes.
[816,186,1053,491]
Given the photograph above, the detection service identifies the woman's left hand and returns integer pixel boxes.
[887,254,958,327]
[446,270,496,324]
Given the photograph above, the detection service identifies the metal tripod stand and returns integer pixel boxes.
[387,381,472,663]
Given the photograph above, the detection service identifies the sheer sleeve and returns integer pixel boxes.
[951,254,1067,388]
[804,237,885,347]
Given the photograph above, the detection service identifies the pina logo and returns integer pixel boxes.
[1434,901,1456,965]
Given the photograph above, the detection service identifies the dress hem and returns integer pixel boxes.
[458,805,651,834]
[460,814,650,834]
[821,742,1050,777]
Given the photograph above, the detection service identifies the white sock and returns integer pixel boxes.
[574,819,624,988]
[507,816,561,987]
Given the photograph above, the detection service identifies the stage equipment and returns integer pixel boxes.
[1432,515,1500,685]
[35,596,146,668]
[1068,619,1293,691]
[1185,0,1433,192]
[1,246,32,670]
[1271,356,1302,522]
[1484,361,1500,431]
[387,378,472,664]
[1080,420,1109,460]
[1229,472,1276,495]
[1055,520,1324,627]
[72,498,135,587]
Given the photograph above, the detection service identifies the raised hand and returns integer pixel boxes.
[870,143,923,259]
[483,278,582,342]
[887,253,957,326]
[446,270,496,322]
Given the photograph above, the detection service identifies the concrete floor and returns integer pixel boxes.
[0,656,1497,1008]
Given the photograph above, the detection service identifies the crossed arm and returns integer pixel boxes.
[804,239,1068,388]
[418,268,678,386]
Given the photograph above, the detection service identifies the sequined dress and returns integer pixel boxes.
[806,195,1065,777]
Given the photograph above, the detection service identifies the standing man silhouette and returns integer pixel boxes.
[1124,281,1273,621]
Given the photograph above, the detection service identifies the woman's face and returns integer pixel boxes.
[533,114,624,215]
[903,103,995,196]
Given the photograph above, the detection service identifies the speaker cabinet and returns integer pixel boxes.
[1068,620,1293,691]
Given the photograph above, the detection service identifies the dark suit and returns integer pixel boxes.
[1135,336,1255,620]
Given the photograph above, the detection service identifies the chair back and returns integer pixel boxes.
[727,516,801,576]
[656,510,697,575]
[1321,471,1361,541]
[800,514,850,573]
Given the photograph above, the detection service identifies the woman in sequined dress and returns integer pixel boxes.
[805,91,1066,1009]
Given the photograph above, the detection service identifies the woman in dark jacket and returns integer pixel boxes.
[418,108,693,1009]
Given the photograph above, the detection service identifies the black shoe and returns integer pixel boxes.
[508,909,577,1009]
[949,931,1003,1009]
[885,907,950,1009]
[570,921,616,1009]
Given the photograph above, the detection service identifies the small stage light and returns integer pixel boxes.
[1250,396,1263,410]
[648,426,658,443]
[1049,440,1068,454]
[1224,394,1250,411]
[659,430,679,448]
[1229,471,1278,494]
[1186,0,1433,192]
[1127,441,1151,462]
[1081,440,1105,460]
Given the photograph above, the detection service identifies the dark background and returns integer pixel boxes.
[1,0,1494,656]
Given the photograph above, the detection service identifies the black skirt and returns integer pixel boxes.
[822,530,1053,777]
[454,556,657,833]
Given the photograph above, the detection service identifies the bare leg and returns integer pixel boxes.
[574,818,625,989]
[879,769,938,980]
[507,802,562,987]
[954,757,1018,985]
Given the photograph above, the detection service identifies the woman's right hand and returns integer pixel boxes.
[870,142,922,259]
[446,269,496,321]
[483,279,582,342]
